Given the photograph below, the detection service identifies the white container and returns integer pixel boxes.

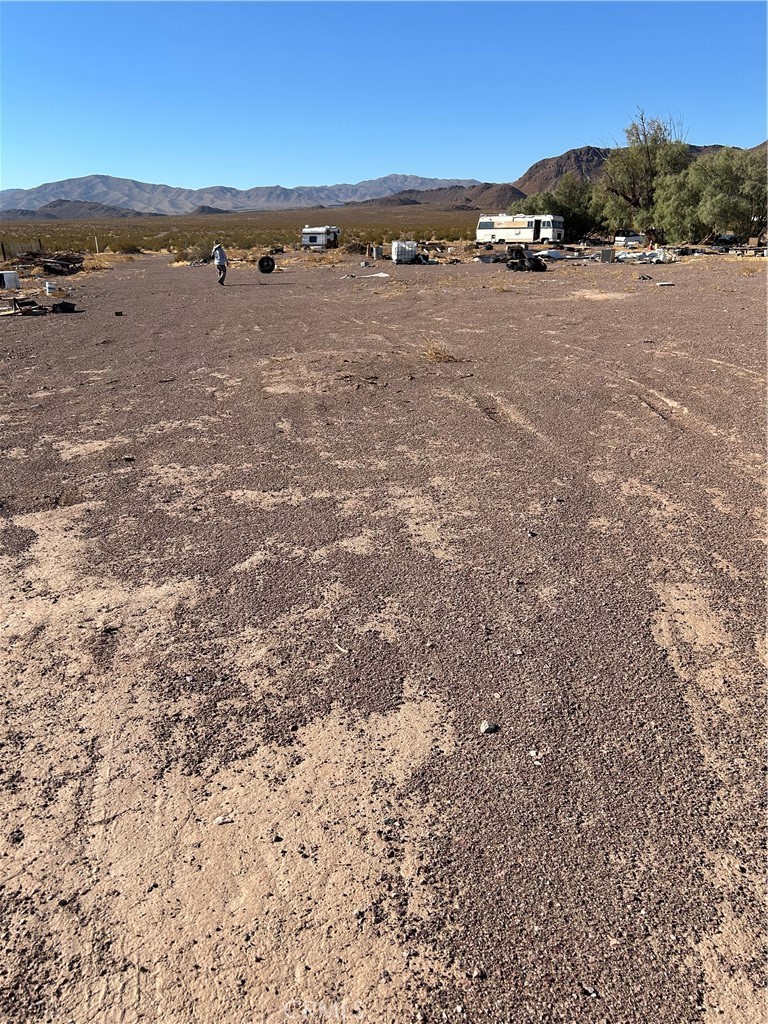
[0,271,20,289]
[392,240,417,264]
[45,280,59,295]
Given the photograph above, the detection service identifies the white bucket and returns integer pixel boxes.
[45,281,59,295]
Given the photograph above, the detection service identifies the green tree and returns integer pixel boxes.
[655,147,767,243]
[595,111,693,235]
[509,172,606,242]
[653,168,707,243]
[690,147,766,241]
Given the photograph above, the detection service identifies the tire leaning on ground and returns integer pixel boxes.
[258,255,276,274]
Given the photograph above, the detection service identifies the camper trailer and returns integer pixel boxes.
[475,214,564,245]
[301,225,341,251]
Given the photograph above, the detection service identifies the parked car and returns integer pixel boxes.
[613,230,647,248]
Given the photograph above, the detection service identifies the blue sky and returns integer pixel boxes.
[1,1,765,192]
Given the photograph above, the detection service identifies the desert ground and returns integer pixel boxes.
[0,250,765,1024]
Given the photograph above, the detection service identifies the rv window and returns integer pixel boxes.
[478,221,494,230]
[527,221,533,229]
[542,220,551,228]
[309,235,317,243]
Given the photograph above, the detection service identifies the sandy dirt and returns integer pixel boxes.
[0,252,765,1024]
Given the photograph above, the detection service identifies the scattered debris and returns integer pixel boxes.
[615,248,677,264]
[537,249,569,260]
[656,281,675,287]
[213,815,234,826]
[11,297,47,316]
[340,272,390,279]
[479,720,499,734]
[13,250,84,275]
[506,248,547,273]
[51,300,76,313]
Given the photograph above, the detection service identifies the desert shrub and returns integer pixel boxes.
[425,345,462,362]
[0,208,479,258]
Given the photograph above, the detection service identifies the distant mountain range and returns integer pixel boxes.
[0,173,482,218]
[0,198,163,221]
[345,181,528,212]
[1,143,764,220]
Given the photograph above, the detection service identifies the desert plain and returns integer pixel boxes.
[0,251,765,1023]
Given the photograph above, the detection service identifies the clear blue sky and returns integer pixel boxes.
[1,1,765,192]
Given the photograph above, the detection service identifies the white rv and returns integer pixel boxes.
[476,214,564,245]
[301,225,341,251]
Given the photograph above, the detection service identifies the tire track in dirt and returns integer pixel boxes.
[588,471,765,1022]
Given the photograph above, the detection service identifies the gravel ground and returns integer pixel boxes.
[0,252,765,1024]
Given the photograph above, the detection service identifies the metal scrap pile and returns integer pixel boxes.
[0,295,77,317]
[13,251,85,275]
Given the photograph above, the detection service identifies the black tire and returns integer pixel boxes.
[258,255,276,274]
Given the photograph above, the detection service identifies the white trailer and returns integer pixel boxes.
[301,225,341,250]
[476,214,564,245]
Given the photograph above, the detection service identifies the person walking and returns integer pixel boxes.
[211,241,228,285]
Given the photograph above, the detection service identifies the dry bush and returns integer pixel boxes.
[376,279,409,298]
[739,261,766,275]
[490,274,513,292]
[80,254,135,273]
[304,251,340,267]
[424,344,462,363]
